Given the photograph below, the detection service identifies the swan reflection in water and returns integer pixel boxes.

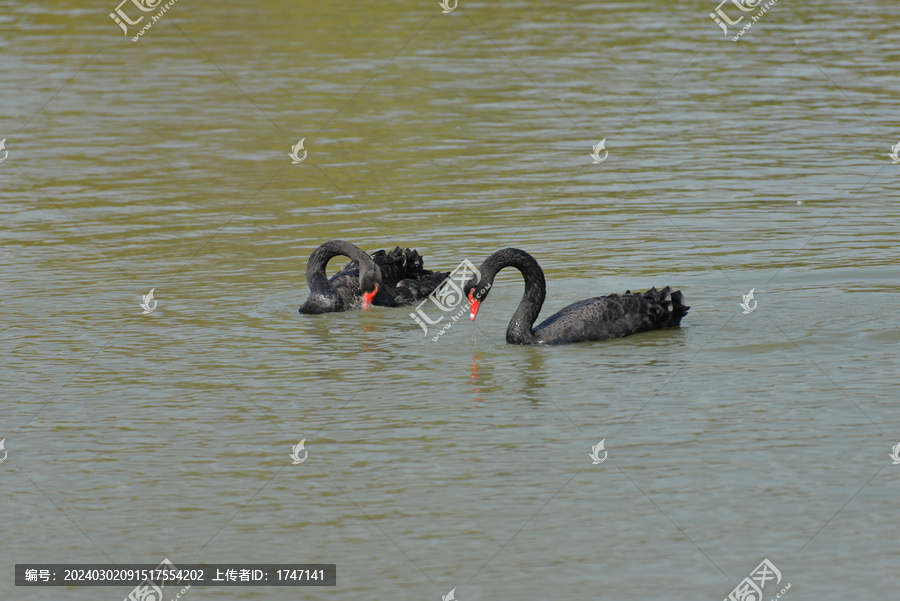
[469,355,485,404]
[468,349,546,406]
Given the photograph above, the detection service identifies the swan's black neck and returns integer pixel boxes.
[305,240,373,293]
[477,248,546,344]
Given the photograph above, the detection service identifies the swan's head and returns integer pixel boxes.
[463,277,492,321]
[359,265,384,308]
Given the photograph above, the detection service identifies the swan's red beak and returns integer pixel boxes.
[468,290,480,321]
[362,284,378,308]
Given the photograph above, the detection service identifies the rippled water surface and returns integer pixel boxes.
[2,0,899,599]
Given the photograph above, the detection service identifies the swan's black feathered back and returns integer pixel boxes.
[531,286,690,344]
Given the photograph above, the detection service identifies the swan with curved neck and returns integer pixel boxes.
[463,248,689,345]
[299,240,384,314]
[299,240,450,314]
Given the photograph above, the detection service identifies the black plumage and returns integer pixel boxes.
[463,248,689,345]
[299,240,449,314]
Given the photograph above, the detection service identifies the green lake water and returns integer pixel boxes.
[2,0,899,599]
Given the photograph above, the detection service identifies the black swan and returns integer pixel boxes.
[299,240,449,314]
[463,248,689,344]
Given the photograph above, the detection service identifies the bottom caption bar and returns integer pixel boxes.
[16,564,335,586]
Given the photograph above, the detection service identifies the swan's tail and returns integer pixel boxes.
[632,286,689,327]
[656,286,689,327]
